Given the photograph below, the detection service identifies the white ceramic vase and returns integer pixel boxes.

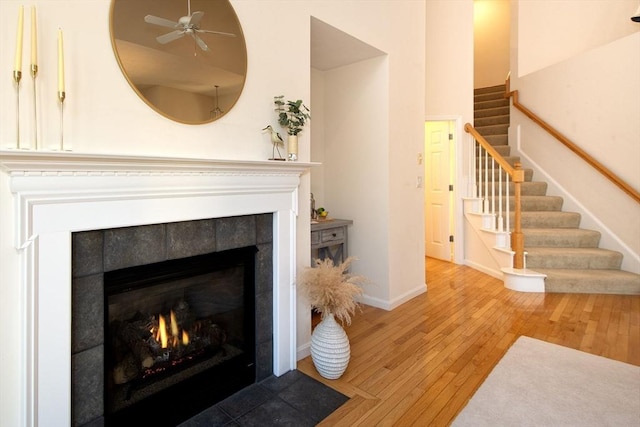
[287,134,298,161]
[310,313,350,379]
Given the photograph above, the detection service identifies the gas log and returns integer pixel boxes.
[118,319,155,368]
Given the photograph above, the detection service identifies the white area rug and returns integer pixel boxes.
[453,336,640,426]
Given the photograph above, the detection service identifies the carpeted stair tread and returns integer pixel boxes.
[525,247,623,269]
[475,106,510,119]
[517,211,581,228]
[475,123,510,136]
[483,145,510,156]
[523,228,601,248]
[537,269,640,295]
[520,182,548,196]
[474,92,508,103]
[477,156,521,168]
[478,168,534,182]
[475,115,510,127]
[488,195,563,211]
[515,195,563,211]
[482,181,548,199]
[474,84,506,95]
[474,98,510,110]
[486,181,547,196]
[482,134,509,146]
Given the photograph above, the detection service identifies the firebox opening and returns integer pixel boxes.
[103,246,258,426]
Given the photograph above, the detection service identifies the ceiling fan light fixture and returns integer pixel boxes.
[632,4,640,22]
[211,85,223,118]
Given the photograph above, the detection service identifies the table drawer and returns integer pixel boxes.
[321,228,344,243]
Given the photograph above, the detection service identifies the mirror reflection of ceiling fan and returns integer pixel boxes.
[144,0,236,52]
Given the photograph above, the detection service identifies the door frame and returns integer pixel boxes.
[425,115,464,265]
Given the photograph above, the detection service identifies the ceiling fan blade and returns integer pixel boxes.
[156,30,185,44]
[189,11,204,27]
[198,29,237,38]
[144,14,179,29]
[192,34,209,51]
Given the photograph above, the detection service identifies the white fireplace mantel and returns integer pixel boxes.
[0,151,314,427]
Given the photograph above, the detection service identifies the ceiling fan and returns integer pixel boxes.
[144,0,236,52]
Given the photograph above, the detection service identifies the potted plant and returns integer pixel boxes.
[274,96,310,161]
[297,256,366,379]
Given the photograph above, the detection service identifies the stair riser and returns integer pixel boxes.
[477,169,534,181]
[526,254,623,269]
[474,85,506,95]
[475,116,510,127]
[480,182,547,196]
[485,211,579,230]
[475,92,508,102]
[483,196,563,211]
[476,145,511,156]
[475,156,520,168]
[475,124,509,136]
[481,135,509,146]
[524,232,601,248]
[474,99,510,109]
[539,270,640,295]
[516,213,581,228]
[475,106,510,118]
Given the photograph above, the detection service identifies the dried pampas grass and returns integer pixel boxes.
[297,256,366,325]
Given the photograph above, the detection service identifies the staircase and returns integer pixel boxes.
[473,84,640,295]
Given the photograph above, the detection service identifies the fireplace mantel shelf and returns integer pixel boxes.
[0,150,318,176]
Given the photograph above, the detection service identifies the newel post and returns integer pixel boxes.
[511,162,525,269]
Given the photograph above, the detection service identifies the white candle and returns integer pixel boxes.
[31,6,37,66]
[58,29,65,92]
[14,6,24,72]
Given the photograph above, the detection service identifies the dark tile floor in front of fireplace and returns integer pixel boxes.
[179,370,348,427]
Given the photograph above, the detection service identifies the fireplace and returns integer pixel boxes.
[72,216,273,426]
[105,245,258,425]
[0,153,309,427]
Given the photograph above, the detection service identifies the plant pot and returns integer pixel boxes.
[310,313,350,379]
[287,134,298,161]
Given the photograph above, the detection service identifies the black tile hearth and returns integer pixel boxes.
[179,370,349,427]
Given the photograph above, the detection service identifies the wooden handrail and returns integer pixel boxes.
[504,82,640,204]
[464,124,525,183]
[464,123,525,269]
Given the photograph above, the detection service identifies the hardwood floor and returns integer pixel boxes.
[297,257,640,426]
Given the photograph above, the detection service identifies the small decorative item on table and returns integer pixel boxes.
[316,207,329,221]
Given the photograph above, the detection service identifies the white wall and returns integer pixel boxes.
[322,57,393,305]
[1,2,426,424]
[511,2,640,272]
[518,0,639,76]
[310,6,427,309]
[474,0,510,88]
[425,0,474,269]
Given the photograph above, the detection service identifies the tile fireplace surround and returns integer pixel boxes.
[0,152,312,427]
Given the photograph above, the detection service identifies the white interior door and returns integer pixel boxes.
[425,120,453,261]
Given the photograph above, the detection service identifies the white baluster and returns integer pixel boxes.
[497,163,504,232]
[491,156,496,230]
[484,146,489,214]
[506,172,511,233]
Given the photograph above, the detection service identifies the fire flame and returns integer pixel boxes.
[154,310,189,349]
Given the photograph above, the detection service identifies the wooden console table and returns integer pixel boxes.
[310,218,353,265]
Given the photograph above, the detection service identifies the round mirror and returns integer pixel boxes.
[110,0,247,124]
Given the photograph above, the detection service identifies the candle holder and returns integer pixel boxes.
[58,91,66,151]
[31,64,38,149]
[13,70,23,149]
